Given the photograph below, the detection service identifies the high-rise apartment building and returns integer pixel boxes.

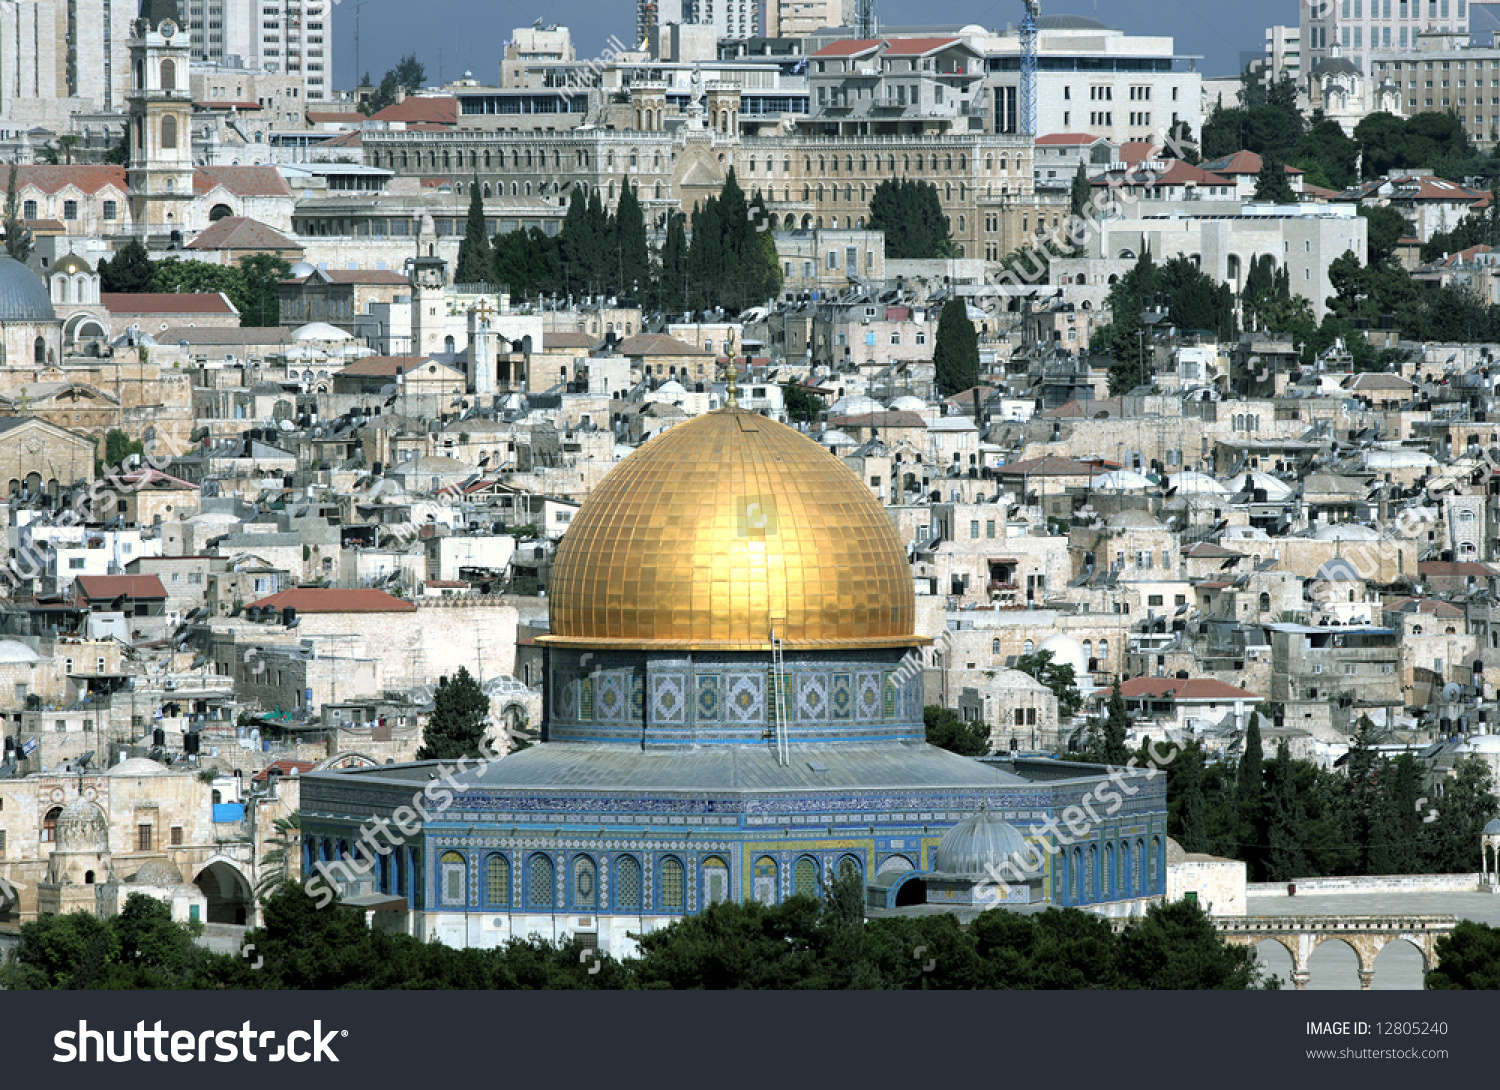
[637,0,760,52]
[180,0,332,100]
[1264,24,1301,82]
[1301,0,1468,76]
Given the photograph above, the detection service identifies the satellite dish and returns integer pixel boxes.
[1443,681,1464,703]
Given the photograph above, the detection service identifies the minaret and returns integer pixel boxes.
[408,252,448,357]
[126,0,195,241]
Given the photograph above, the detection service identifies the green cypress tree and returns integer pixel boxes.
[1253,154,1298,203]
[455,177,493,285]
[1101,679,1129,765]
[612,183,650,300]
[655,210,688,313]
[1067,162,1092,254]
[1266,739,1309,881]
[585,188,609,292]
[416,666,491,761]
[1178,749,1210,854]
[558,189,591,295]
[99,238,155,293]
[932,296,980,398]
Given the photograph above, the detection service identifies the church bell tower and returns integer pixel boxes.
[126,0,195,241]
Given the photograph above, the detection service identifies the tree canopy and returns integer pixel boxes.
[933,297,980,398]
[868,178,954,259]
[416,665,491,760]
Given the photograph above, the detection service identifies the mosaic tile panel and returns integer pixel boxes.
[830,672,852,721]
[696,674,721,721]
[726,672,766,723]
[796,674,828,721]
[856,674,880,719]
[596,674,626,723]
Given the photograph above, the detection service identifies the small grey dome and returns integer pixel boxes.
[1037,13,1114,30]
[1484,818,1500,836]
[0,255,57,322]
[129,859,184,885]
[934,809,1031,877]
[56,797,109,853]
[288,260,317,279]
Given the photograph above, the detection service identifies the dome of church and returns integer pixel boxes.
[288,261,317,279]
[0,255,57,322]
[54,253,92,276]
[128,859,184,885]
[55,797,109,853]
[933,809,1031,876]
[544,406,919,650]
[1485,818,1500,835]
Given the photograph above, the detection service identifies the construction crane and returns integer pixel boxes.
[1020,0,1039,137]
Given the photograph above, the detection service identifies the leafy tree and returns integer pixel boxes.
[1067,163,1091,254]
[924,704,990,756]
[455,177,493,285]
[1360,204,1414,265]
[235,253,291,327]
[1252,154,1297,203]
[1292,115,1359,190]
[392,53,426,92]
[1237,716,1264,803]
[98,429,145,476]
[680,170,778,313]
[1427,920,1500,989]
[98,238,155,292]
[493,227,559,300]
[1114,898,1266,988]
[1104,248,1157,394]
[3,162,33,263]
[868,178,953,259]
[932,296,979,398]
[781,381,825,424]
[1428,756,1499,872]
[359,71,402,116]
[1355,110,1474,179]
[1013,649,1083,718]
[417,665,490,760]
[1175,743,1211,854]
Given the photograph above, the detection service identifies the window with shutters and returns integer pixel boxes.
[615,856,641,909]
[660,856,685,909]
[486,854,510,906]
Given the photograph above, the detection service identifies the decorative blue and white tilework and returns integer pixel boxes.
[726,673,766,723]
[650,674,687,724]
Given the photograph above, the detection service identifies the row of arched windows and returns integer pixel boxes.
[428,850,863,912]
[1059,836,1162,905]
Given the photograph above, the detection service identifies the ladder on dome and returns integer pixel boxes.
[770,629,790,767]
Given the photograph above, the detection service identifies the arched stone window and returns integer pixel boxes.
[659,856,685,910]
[793,856,819,897]
[703,856,729,904]
[161,114,177,150]
[161,59,176,91]
[572,855,597,909]
[439,850,466,905]
[485,854,510,906]
[33,336,45,363]
[527,852,554,908]
[615,855,641,910]
[42,805,61,842]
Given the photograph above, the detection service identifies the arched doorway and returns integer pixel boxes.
[1251,938,1294,987]
[194,860,253,925]
[1371,938,1426,990]
[1306,937,1362,989]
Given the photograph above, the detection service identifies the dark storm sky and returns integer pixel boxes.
[334,0,1500,89]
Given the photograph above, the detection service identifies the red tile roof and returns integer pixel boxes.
[811,38,883,57]
[0,165,127,195]
[75,574,167,600]
[252,759,316,782]
[368,96,458,125]
[1119,677,1261,701]
[997,455,1119,476]
[193,166,291,198]
[187,216,301,252]
[1199,150,1303,176]
[882,37,965,55]
[282,268,408,285]
[245,588,417,613]
[1093,160,1234,188]
[102,292,238,315]
[337,355,456,377]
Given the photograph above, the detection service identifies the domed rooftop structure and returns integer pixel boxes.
[0,639,41,663]
[1038,633,1087,675]
[128,859,184,885]
[56,797,109,852]
[1105,509,1163,529]
[1092,470,1155,491]
[1037,13,1115,30]
[292,321,352,342]
[1460,734,1500,754]
[0,255,57,322]
[1168,471,1228,495]
[108,756,168,776]
[288,260,317,279]
[54,252,92,276]
[542,405,920,650]
[1485,818,1500,836]
[933,809,1031,876]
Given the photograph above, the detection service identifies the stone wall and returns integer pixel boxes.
[1246,873,1484,896]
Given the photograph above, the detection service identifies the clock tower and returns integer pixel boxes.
[126,0,195,242]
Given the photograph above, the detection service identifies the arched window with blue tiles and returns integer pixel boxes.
[1086,844,1097,901]
[1120,840,1132,898]
[1136,839,1147,894]
[485,854,510,907]
[573,855,598,910]
[393,848,405,897]
[439,851,467,906]
[702,856,729,905]
[836,854,863,884]
[753,856,778,905]
[615,855,642,910]
[1070,846,1083,904]
[528,853,555,909]
[1149,835,1161,890]
[1103,843,1114,899]
[793,856,819,898]
[659,856,685,911]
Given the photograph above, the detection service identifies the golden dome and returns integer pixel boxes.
[541,407,921,650]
